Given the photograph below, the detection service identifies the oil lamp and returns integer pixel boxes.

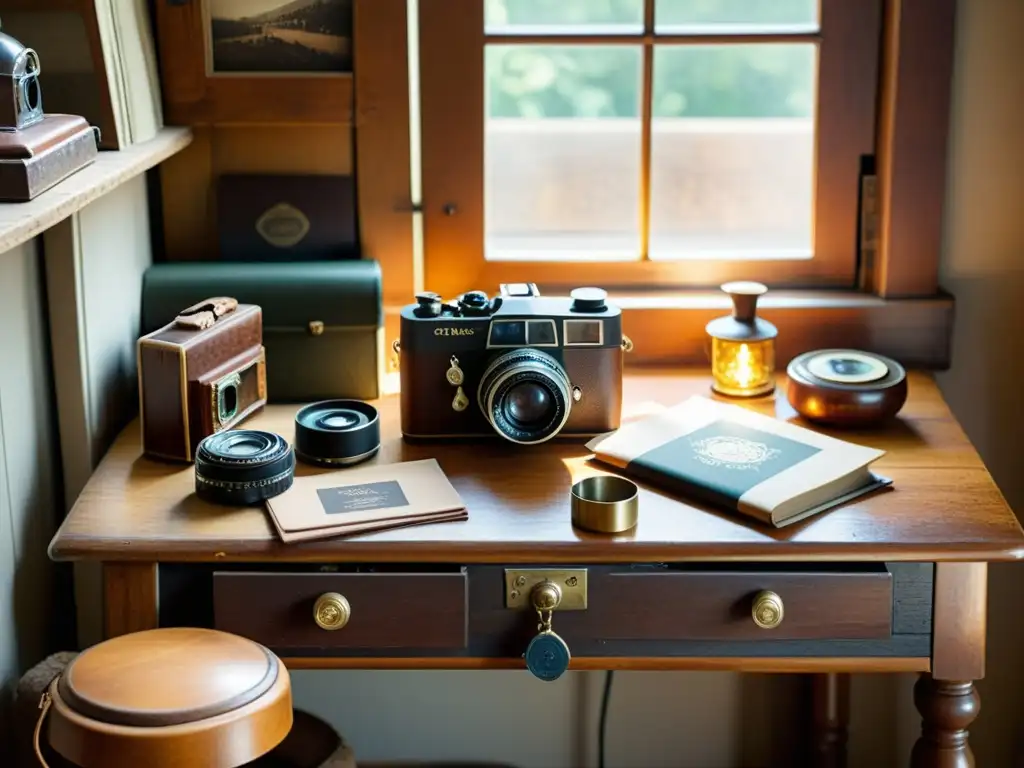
[705,281,777,398]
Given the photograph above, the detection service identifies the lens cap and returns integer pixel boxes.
[294,399,381,467]
[195,430,295,506]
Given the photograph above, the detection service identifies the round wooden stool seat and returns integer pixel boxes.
[40,628,293,768]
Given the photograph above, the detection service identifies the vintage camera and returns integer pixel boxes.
[138,297,268,462]
[0,29,43,131]
[398,284,627,444]
[0,27,99,201]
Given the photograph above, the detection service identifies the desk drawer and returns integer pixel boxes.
[583,569,893,640]
[213,571,468,650]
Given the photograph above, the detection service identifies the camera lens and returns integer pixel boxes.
[506,381,552,426]
[295,399,381,467]
[478,349,571,444]
[194,430,295,506]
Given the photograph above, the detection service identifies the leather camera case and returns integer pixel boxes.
[137,297,267,462]
[140,261,384,403]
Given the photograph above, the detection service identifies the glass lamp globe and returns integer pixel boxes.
[705,281,778,398]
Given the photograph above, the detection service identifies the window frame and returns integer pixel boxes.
[352,0,958,369]
[417,0,882,299]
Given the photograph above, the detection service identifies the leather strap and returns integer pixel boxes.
[174,297,238,330]
[34,690,52,768]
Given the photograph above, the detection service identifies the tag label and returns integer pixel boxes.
[317,481,409,515]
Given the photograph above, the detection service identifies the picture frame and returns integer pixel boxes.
[154,0,354,125]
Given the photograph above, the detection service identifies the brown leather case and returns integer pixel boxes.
[138,297,268,462]
[38,628,293,768]
[0,114,99,201]
[0,114,90,159]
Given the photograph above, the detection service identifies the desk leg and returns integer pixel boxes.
[911,676,979,768]
[911,562,987,767]
[102,562,159,639]
[811,672,850,768]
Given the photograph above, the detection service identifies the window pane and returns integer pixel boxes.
[655,0,818,33]
[649,44,817,261]
[485,0,643,34]
[485,45,643,261]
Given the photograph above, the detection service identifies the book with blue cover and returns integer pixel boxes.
[586,396,892,528]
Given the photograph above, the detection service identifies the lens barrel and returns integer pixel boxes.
[478,348,572,444]
[194,430,295,506]
[294,399,381,467]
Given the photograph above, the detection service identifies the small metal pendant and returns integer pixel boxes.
[446,356,465,386]
[451,386,469,412]
[524,630,571,682]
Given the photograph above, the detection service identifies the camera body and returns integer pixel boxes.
[138,297,268,462]
[399,284,624,444]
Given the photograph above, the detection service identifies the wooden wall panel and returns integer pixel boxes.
[159,126,353,262]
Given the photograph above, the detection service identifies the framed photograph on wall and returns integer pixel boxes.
[206,0,353,75]
[154,0,354,124]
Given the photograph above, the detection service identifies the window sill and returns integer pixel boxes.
[384,289,954,371]
[591,288,954,369]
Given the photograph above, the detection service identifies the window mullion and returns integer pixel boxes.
[640,0,656,263]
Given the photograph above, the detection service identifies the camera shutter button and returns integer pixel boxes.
[570,287,608,312]
[415,292,443,317]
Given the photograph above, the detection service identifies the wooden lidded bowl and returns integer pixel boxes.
[786,349,908,427]
[42,628,293,768]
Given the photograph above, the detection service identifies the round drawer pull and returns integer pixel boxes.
[751,590,784,629]
[313,592,351,631]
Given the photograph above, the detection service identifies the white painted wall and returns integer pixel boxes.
[926,0,1024,765]
[0,238,61,742]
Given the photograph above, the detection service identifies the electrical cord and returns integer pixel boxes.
[598,670,615,768]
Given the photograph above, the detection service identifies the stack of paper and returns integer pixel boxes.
[265,459,467,543]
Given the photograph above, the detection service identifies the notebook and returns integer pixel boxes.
[265,459,467,543]
[586,396,892,528]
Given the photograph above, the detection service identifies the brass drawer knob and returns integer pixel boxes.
[313,592,351,631]
[752,590,784,629]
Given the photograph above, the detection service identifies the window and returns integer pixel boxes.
[419,0,881,298]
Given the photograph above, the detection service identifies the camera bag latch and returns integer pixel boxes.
[174,297,239,330]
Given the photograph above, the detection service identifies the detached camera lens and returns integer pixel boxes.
[478,349,571,445]
[194,430,295,506]
[295,399,381,467]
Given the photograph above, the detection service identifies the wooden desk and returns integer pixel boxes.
[49,370,1024,767]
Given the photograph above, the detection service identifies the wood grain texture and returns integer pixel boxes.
[278,656,930,673]
[570,569,893,641]
[932,563,987,681]
[613,292,952,368]
[158,125,354,262]
[47,630,293,768]
[49,370,1024,564]
[159,561,931,661]
[419,0,882,294]
[811,673,850,768]
[353,0,417,306]
[0,128,192,256]
[911,676,980,768]
[165,78,355,127]
[213,571,468,650]
[102,563,158,638]
[154,0,353,126]
[874,0,957,298]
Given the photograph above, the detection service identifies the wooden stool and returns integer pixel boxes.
[33,628,294,768]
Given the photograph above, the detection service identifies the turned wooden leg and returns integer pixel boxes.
[911,675,980,768]
[810,673,850,768]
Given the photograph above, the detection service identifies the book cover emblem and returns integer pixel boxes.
[690,435,781,471]
[255,202,311,248]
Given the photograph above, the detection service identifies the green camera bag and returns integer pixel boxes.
[140,261,383,403]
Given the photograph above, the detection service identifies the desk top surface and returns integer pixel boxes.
[49,369,1024,564]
